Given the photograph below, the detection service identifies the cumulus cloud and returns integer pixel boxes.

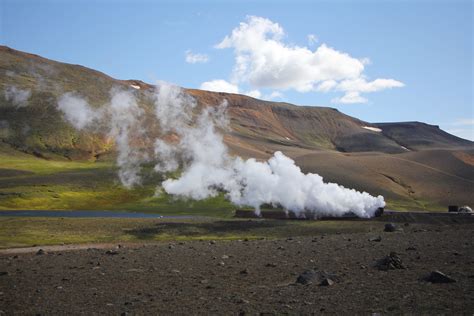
[214,15,403,103]
[4,86,31,107]
[185,50,209,64]
[331,92,368,104]
[336,78,405,93]
[266,91,284,100]
[245,89,262,98]
[200,79,239,94]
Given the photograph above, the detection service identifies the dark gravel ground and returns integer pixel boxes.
[1,220,473,315]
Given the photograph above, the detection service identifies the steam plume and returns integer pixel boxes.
[153,83,385,218]
[57,82,385,217]
[57,89,147,188]
[4,86,31,107]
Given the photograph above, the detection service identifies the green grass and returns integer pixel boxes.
[0,151,110,175]
[385,198,444,212]
[0,149,237,217]
[0,216,383,249]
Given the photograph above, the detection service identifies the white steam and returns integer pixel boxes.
[57,93,102,129]
[57,82,385,218]
[153,83,385,218]
[57,89,147,188]
[4,86,31,107]
[108,89,147,188]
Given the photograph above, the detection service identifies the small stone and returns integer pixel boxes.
[236,298,250,304]
[240,268,249,275]
[209,240,216,245]
[375,252,405,271]
[424,271,456,283]
[218,261,225,266]
[105,250,119,255]
[221,255,229,259]
[384,223,397,232]
[369,236,382,242]
[296,270,339,285]
[265,263,277,267]
[36,249,45,255]
[319,278,335,286]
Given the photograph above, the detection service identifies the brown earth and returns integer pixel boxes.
[1,217,473,315]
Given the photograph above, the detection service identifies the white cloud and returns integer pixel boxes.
[360,57,372,65]
[307,34,318,45]
[245,89,262,98]
[200,79,239,94]
[185,50,209,64]
[336,78,405,93]
[215,15,403,104]
[266,91,284,100]
[332,91,368,104]
[316,80,338,92]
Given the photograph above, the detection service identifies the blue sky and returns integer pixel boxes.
[1,0,472,140]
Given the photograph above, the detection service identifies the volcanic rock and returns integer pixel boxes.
[384,223,397,232]
[319,278,335,286]
[424,271,456,283]
[296,270,339,285]
[376,252,405,271]
[369,236,382,242]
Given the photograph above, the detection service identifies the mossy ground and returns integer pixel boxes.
[0,216,383,249]
[0,147,235,216]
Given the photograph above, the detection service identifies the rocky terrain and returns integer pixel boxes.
[1,217,473,315]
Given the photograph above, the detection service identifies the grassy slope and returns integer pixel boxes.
[0,143,235,216]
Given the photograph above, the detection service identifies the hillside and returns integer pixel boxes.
[0,45,473,211]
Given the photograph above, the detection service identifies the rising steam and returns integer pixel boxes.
[57,82,385,218]
[57,89,148,188]
[152,82,385,218]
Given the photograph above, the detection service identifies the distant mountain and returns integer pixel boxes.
[1,45,473,210]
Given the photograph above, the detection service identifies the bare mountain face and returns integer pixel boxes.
[1,45,473,209]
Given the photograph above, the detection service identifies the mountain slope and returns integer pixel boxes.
[0,45,473,210]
